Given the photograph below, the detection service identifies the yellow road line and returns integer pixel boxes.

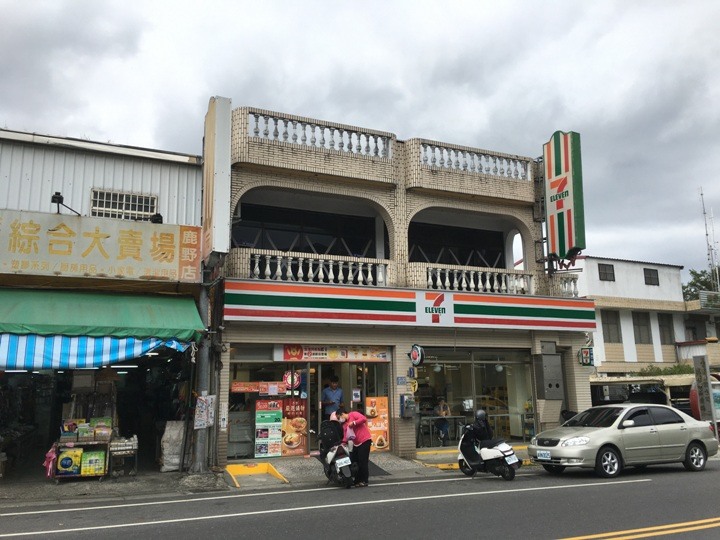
[561,516,720,540]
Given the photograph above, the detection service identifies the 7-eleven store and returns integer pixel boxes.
[218,280,595,462]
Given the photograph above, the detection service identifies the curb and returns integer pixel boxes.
[416,458,533,470]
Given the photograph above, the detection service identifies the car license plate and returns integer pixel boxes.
[505,454,518,465]
[536,450,551,460]
[335,456,351,469]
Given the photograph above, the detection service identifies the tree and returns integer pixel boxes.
[635,364,695,376]
[682,268,715,301]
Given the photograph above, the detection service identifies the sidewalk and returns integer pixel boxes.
[0,446,532,509]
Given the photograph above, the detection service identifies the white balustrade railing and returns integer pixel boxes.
[420,142,530,180]
[553,274,579,297]
[248,111,392,158]
[250,253,388,287]
[426,266,534,295]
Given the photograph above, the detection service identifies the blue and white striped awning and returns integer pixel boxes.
[0,334,189,371]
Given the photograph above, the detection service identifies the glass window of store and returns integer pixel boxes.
[228,344,391,459]
[413,349,533,444]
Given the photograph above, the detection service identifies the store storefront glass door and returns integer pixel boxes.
[309,362,390,453]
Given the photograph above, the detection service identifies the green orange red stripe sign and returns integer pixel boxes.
[543,131,586,261]
[224,281,596,331]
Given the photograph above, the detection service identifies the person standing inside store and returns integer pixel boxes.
[321,376,343,421]
[434,397,451,446]
[336,409,372,487]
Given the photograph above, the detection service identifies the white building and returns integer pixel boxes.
[573,255,720,374]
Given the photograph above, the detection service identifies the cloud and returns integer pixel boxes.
[1,0,720,279]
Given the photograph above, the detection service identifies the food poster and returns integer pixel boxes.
[281,398,308,456]
[255,399,283,458]
[365,396,390,452]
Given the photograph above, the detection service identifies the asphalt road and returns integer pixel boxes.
[1,462,719,539]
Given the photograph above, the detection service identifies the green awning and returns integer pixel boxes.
[0,289,204,342]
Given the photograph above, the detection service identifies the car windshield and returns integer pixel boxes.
[564,407,623,428]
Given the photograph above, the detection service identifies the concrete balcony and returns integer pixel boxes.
[225,248,392,287]
[231,107,396,185]
[405,138,536,203]
[230,107,539,202]
[549,273,580,298]
[407,262,535,295]
[226,249,570,299]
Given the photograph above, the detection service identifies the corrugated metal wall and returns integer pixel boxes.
[0,135,202,226]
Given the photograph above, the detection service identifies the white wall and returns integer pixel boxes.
[576,256,683,302]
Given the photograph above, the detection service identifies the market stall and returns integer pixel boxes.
[47,374,121,482]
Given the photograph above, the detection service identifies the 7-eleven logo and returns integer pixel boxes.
[424,292,446,323]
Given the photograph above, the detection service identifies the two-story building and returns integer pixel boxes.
[207,102,597,463]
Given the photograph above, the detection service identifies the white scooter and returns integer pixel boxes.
[457,423,520,481]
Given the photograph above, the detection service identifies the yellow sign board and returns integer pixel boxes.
[0,209,201,283]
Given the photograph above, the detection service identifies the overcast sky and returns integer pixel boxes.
[1,0,718,281]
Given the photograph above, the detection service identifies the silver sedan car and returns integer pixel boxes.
[528,403,719,478]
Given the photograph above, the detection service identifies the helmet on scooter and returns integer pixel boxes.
[474,409,487,423]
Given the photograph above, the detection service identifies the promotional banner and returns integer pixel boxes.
[365,396,390,452]
[277,344,391,362]
[255,399,282,458]
[231,381,288,395]
[281,398,308,456]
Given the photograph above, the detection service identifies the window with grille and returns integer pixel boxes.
[644,268,659,286]
[91,189,158,221]
[658,313,675,344]
[598,263,615,281]
[601,310,622,343]
[632,312,652,344]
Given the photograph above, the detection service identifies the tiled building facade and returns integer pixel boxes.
[214,105,595,463]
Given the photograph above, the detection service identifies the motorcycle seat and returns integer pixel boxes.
[478,438,505,449]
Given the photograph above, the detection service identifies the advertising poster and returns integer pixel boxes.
[365,396,389,452]
[282,398,308,456]
[255,400,282,458]
[193,395,216,430]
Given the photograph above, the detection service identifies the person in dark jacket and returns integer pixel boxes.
[472,409,493,442]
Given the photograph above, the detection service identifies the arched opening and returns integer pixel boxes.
[408,208,519,270]
[232,188,391,259]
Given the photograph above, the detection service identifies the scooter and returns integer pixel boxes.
[457,424,520,481]
[315,420,359,488]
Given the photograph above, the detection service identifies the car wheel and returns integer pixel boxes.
[542,464,566,475]
[682,442,707,472]
[595,446,622,478]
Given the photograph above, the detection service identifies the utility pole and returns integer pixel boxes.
[190,281,210,473]
[701,188,720,291]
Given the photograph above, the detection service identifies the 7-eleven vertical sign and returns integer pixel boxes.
[543,131,586,261]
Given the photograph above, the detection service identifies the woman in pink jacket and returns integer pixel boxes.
[336,409,372,487]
